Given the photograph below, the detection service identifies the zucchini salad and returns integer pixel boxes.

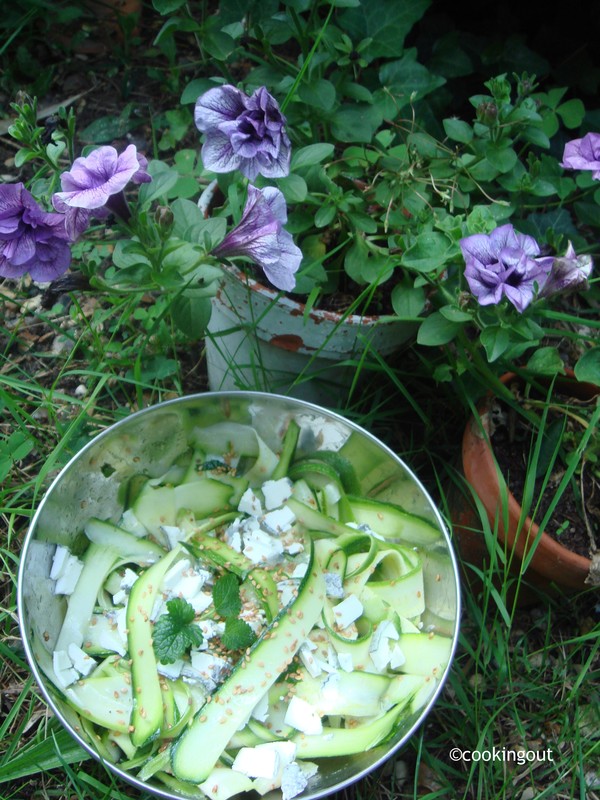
[37,418,454,800]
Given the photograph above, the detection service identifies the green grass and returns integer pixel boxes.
[1,282,599,800]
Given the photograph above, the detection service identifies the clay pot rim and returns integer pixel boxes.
[220,263,400,328]
[463,370,599,579]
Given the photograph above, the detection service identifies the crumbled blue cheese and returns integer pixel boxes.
[242,528,284,565]
[260,506,296,536]
[291,562,308,579]
[157,659,184,680]
[250,692,270,723]
[262,477,293,510]
[323,482,342,506]
[283,761,318,800]
[188,591,213,615]
[52,650,79,688]
[67,642,97,676]
[119,508,148,537]
[234,742,297,784]
[224,519,243,553]
[369,619,400,672]
[298,640,322,678]
[160,524,186,550]
[277,580,298,608]
[324,572,345,599]
[53,553,84,595]
[337,652,354,672]
[389,644,406,670]
[187,651,231,692]
[232,744,279,780]
[85,612,127,657]
[50,545,70,580]
[238,488,263,517]
[281,761,309,800]
[332,594,363,630]
[284,696,323,735]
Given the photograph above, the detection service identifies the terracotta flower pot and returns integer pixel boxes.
[453,370,599,594]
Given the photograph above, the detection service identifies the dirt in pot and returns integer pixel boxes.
[490,393,600,560]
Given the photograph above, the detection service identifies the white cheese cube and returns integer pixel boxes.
[157,659,184,680]
[67,643,97,676]
[277,580,298,608]
[238,488,263,517]
[262,477,293,510]
[50,545,70,580]
[332,594,363,630]
[298,640,321,678]
[232,745,279,780]
[52,650,78,688]
[162,559,192,593]
[234,742,297,783]
[54,554,84,595]
[291,562,308,579]
[251,692,270,723]
[119,508,148,537]
[120,568,139,590]
[188,590,213,614]
[160,524,186,550]
[284,696,323,735]
[337,652,354,672]
[242,528,284,565]
[323,482,342,506]
[389,644,406,670]
[260,506,296,535]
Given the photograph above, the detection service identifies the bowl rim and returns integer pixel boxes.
[17,389,462,800]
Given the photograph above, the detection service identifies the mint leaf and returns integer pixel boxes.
[152,598,203,664]
[213,573,242,618]
[221,617,256,651]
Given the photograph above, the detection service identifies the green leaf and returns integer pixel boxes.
[170,293,213,340]
[401,232,453,273]
[152,0,187,12]
[298,79,337,111]
[391,283,425,319]
[484,144,518,173]
[181,78,220,105]
[526,347,566,376]
[340,0,430,58]
[443,118,473,144]
[278,173,307,203]
[221,617,256,651]
[416,312,460,346]
[379,50,445,109]
[480,326,510,362]
[574,347,600,384]
[213,573,241,618]
[138,161,180,207]
[330,104,384,143]
[152,598,203,664]
[291,143,335,170]
[557,98,586,129]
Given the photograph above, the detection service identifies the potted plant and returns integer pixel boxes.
[2,2,599,408]
[452,368,600,595]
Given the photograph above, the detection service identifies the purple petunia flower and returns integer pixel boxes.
[211,185,302,291]
[53,144,151,225]
[539,242,593,298]
[195,85,291,181]
[560,132,600,179]
[460,224,554,312]
[0,183,71,282]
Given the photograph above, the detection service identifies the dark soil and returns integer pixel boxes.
[491,395,600,559]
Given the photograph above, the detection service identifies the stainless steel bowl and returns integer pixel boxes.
[18,392,460,800]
